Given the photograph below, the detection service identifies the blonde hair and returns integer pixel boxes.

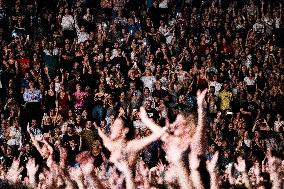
[179,111,197,138]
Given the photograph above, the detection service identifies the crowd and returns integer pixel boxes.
[0,0,284,188]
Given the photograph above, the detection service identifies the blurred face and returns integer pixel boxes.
[130,83,136,90]
[145,69,151,76]
[247,94,252,101]
[144,88,150,96]
[67,126,74,135]
[109,80,115,87]
[29,82,34,88]
[25,144,31,152]
[110,118,126,140]
[144,100,151,109]
[92,142,102,156]
[31,119,36,127]
[76,84,81,91]
[155,81,161,89]
[86,121,92,129]
[42,145,50,159]
[171,114,194,137]
[70,140,76,148]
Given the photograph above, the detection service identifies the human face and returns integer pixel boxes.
[247,94,252,101]
[145,69,151,76]
[86,121,92,129]
[130,83,136,90]
[42,145,50,159]
[31,119,37,127]
[29,82,34,89]
[92,142,102,156]
[171,114,188,137]
[110,118,127,140]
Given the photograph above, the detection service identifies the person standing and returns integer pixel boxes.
[23,81,42,122]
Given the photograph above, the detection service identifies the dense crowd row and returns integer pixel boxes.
[0,0,283,188]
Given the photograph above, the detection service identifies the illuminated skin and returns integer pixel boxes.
[98,112,166,189]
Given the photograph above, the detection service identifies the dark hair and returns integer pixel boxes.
[117,116,135,140]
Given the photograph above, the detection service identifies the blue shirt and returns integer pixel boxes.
[23,89,42,103]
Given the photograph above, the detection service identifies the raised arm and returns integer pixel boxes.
[192,89,207,155]
[206,152,220,189]
[189,89,208,189]
[139,107,163,133]
[29,129,44,157]
[97,127,115,151]
[267,153,282,189]
[126,107,166,153]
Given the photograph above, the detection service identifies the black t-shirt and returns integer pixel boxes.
[241,101,259,119]
[224,129,238,144]
[93,153,104,167]
[146,108,159,121]
[67,146,80,166]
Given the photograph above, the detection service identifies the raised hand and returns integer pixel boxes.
[26,158,39,177]
[234,157,246,173]
[138,160,149,178]
[197,89,208,107]
[139,107,167,134]
[266,151,282,179]
[69,166,84,182]
[6,158,24,183]
[26,158,39,187]
[206,151,219,173]
[139,107,149,121]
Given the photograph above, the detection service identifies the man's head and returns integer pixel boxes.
[31,119,37,128]
[247,93,253,101]
[144,100,152,110]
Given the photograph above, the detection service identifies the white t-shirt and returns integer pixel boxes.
[61,15,75,30]
[133,120,146,129]
[209,81,222,96]
[159,25,168,36]
[77,31,89,44]
[7,127,22,146]
[253,22,264,34]
[140,76,156,92]
[244,77,256,86]
[159,0,169,8]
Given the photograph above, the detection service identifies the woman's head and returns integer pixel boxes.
[110,117,134,141]
[145,68,152,76]
[171,112,196,138]
[110,118,127,140]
